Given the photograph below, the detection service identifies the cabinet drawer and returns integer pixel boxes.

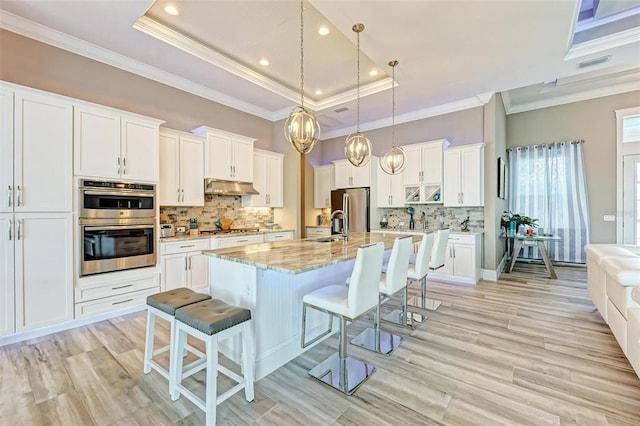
[306,227,331,237]
[448,233,476,245]
[160,238,209,255]
[74,285,159,318]
[75,273,160,303]
[213,234,264,249]
[264,231,293,242]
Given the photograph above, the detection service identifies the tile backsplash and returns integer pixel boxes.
[160,195,274,230]
[377,206,484,232]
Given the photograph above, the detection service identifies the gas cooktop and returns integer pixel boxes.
[198,228,260,235]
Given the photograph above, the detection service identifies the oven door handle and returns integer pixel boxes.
[83,225,154,231]
[82,190,154,198]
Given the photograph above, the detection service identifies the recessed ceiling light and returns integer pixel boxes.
[164,4,179,16]
[315,90,323,95]
[259,58,270,66]
[318,27,330,36]
[369,69,378,76]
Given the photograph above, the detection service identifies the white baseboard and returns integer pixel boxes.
[482,254,508,282]
[0,303,147,347]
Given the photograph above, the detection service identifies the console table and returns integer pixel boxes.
[503,234,561,279]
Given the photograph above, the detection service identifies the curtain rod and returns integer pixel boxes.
[506,140,585,152]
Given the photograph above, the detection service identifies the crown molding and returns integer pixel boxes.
[504,79,640,114]
[565,26,640,60]
[0,11,275,120]
[320,93,493,140]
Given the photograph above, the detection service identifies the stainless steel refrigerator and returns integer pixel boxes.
[330,188,370,235]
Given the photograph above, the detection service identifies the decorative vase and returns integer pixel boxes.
[508,220,517,236]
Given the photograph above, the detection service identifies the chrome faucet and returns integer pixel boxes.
[421,211,427,230]
[330,193,350,241]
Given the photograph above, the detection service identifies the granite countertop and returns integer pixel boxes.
[370,227,483,235]
[203,232,420,275]
[160,229,294,242]
[306,225,330,228]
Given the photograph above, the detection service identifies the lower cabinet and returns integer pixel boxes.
[430,233,482,284]
[1,213,73,335]
[160,238,210,291]
[75,270,160,318]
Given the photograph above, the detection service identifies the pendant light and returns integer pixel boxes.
[284,0,321,154]
[380,60,406,175]
[344,23,371,167]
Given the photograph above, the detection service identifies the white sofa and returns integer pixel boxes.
[585,244,640,378]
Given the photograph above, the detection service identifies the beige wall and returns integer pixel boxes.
[0,29,274,149]
[319,107,485,164]
[483,94,508,271]
[506,90,640,244]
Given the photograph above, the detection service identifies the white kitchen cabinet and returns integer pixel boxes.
[211,234,264,249]
[193,126,255,183]
[313,165,334,209]
[306,227,331,238]
[0,214,14,336]
[74,103,162,182]
[4,213,74,333]
[429,232,482,285]
[401,140,449,204]
[159,128,204,206]
[160,238,210,291]
[376,158,405,207]
[333,158,374,189]
[1,88,73,213]
[264,231,294,242]
[242,149,283,207]
[443,143,485,207]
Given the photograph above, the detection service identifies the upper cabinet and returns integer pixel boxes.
[376,158,405,208]
[192,126,255,183]
[401,139,449,204]
[74,103,163,182]
[333,158,375,189]
[1,87,73,213]
[443,143,485,207]
[242,149,283,207]
[313,164,334,209]
[159,128,204,207]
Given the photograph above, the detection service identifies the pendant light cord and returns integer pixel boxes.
[391,63,395,147]
[299,0,305,108]
[356,29,360,132]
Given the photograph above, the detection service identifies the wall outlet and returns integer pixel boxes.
[176,226,186,233]
[603,215,616,222]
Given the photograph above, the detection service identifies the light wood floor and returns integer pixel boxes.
[1,264,639,425]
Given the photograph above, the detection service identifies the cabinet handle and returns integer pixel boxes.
[179,244,195,248]
[460,192,463,204]
[7,185,12,207]
[177,188,181,202]
[188,257,192,270]
[112,298,133,306]
[122,157,127,175]
[181,188,185,202]
[17,219,22,240]
[8,220,12,241]
[185,257,188,271]
[237,239,248,243]
[117,157,121,175]
[112,284,133,290]
[16,186,21,206]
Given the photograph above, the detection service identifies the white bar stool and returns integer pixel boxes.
[301,242,385,395]
[144,288,211,381]
[170,299,254,426]
[352,235,413,355]
[383,232,434,326]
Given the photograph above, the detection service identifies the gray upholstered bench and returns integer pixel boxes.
[143,288,211,382]
[169,299,254,426]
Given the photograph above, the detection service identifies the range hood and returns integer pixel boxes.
[204,179,259,196]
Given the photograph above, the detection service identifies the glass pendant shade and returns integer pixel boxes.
[285,105,320,154]
[380,145,406,174]
[380,59,406,175]
[345,131,371,167]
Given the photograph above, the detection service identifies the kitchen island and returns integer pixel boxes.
[203,232,410,380]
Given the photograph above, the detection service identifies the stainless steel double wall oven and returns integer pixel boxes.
[79,180,157,276]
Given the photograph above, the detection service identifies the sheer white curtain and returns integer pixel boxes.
[508,141,590,263]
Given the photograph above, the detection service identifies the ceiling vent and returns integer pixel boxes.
[333,107,349,113]
[578,55,611,69]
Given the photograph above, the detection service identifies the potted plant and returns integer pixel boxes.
[501,211,538,235]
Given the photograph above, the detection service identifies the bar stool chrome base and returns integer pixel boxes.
[351,327,402,355]
[383,309,426,327]
[308,353,375,395]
